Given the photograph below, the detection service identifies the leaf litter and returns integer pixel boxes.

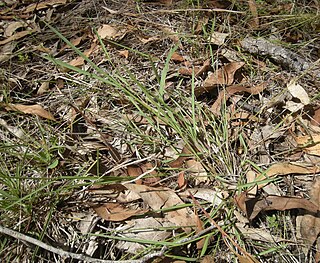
[1,0,320,262]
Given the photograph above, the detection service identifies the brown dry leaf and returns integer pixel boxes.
[236,223,287,243]
[177,172,186,189]
[37,81,50,95]
[0,29,36,46]
[23,0,67,13]
[186,159,208,184]
[4,21,26,37]
[257,162,320,189]
[197,62,245,95]
[295,134,320,156]
[246,170,257,196]
[297,177,320,256]
[4,103,56,121]
[97,24,118,40]
[248,0,259,28]
[211,82,267,115]
[209,31,229,46]
[171,52,185,63]
[179,66,202,76]
[124,183,197,232]
[93,203,148,221]
[311,107,320,126]
[119,50,129,59]
[67,42,97,69]
[195,212,205,249]
[116,217,171,253]
[236,192,319,220]
[168,146,192,168]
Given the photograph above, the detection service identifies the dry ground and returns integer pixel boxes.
[0,0,320,262]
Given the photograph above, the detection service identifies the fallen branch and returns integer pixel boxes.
[0,225,141,263]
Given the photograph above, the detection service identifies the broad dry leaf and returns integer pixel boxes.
[4,21,26,37]
[4,103,56,121]
[0,29,36,46]
[211,82,267,115]
[197,62,245,95]
[248,0,259,28]
[209,32,229,46]
[93,203,148,221]
[116,217,171,254]
[97,24,118,39]
[23,0,67,13]
[179,188,224,206]
[124,183,197,232]
[236,223,287,243]
[297,177,320,256]
[236,192,319,220]
[287,81,310,105]
[67,42,97,69]
[170,52,185,63]
[311,107,320,126]
[295,134,320,156]
[177,172,186,188]
[257,162,320,189]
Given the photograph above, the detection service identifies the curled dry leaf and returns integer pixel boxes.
[236,223,287,243]
[0,29,36,46]
[23,0,67,13]
[209,31,229,46]
[67,42,97,69]
[196,61,245,95]
[124,183,197,233]
[97,24,118,40]
[295,134,320,156]
[297,177,320,256]
[3,103,56,121]
[256,162,320,189]
[93,203,148,221]
[170,52,185,63]
[235,192,319,220]
[287,81,310,105]
[211,82,267,115]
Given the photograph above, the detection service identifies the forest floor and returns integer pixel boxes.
[0,0,320,262]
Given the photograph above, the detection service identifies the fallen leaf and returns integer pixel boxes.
[295,134,320,156]
[116,217,171,253]
[67,42,97,69]
[4,21,26,37]
[257,162,320,189]
[124,183,197,232]
[93,203,148,221]
[170,52,185,63]
[211,82,267,115]
[235,192,319,220]
[3,103,56,121]
[37,81,50,95]
[287,81,310,105]
[248,0,259,28]
[177,172,186,188]
[97,24,118,40]
[311,107,320,126]
[209,31,229,46]
[168,146,192,168]
[198,62,245,95]
[186,159,208,183]
[246,170,257,196]
[23,0,67,13]
[0,29,36,46]
[119,50,129,58]
[236,223,287,243]
[297,177,320,256]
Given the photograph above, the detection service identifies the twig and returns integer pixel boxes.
[0,225,142,263]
